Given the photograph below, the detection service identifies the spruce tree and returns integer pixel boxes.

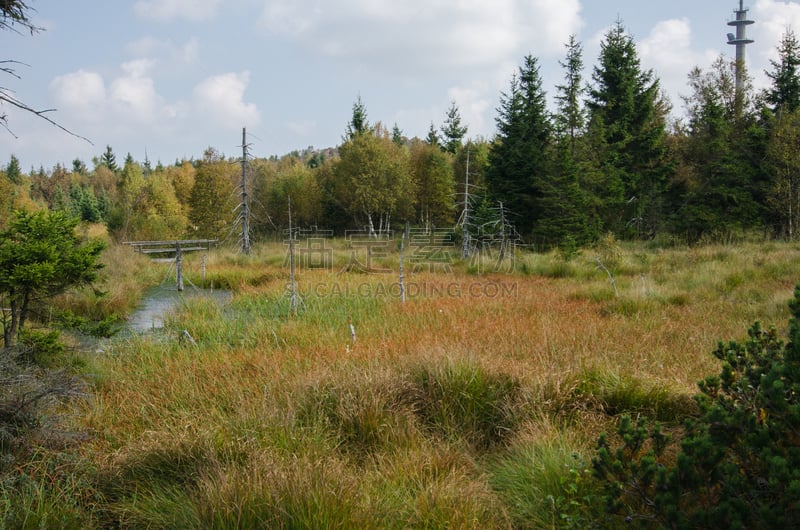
[345,95,370,140]
[587,21,670,238]
[391,123,404,145]
[100,145,118,172]
[487,55,551,237]
[533,36,595,248]
[5,154,21,184]
[426,122,441,147]
[674,58,765,240]
[440,101,468,154]
[766,29,800,115]
[555,35,586,157]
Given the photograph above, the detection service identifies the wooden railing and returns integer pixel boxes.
[124,240,217,290]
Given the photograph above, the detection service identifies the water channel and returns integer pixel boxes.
[126,285,232,332]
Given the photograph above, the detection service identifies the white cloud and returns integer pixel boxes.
[259,0,582,74]
[753,0,800,74]
[49,70,107,120]
[127,37,200,65]
[447,83,492,138]
[639,18,720,107]
[286,119,318,137]
[193,72,261,130]
[133,0,222,22]
[110,60,161,121]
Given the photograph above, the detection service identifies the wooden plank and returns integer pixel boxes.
[125,239,217,254]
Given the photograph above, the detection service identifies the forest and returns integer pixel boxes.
[3,23,800,249]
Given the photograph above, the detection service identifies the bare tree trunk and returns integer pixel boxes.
[4,293,23,348]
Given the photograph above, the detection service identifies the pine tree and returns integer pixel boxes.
[486,55,552,237]
[594,286,800,528]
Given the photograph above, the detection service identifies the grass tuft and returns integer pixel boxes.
[404,360,521,449]
[572,369,697,422]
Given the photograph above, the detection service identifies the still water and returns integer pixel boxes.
[126,285,232,332]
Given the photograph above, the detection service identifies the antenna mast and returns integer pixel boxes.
[727,0,755,97]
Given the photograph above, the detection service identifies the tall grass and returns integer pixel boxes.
[6,239,800,527]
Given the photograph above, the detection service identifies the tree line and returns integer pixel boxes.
[3,22,800,248]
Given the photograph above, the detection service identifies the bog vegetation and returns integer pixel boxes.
[0,239,799,528]
[4,1,800,527]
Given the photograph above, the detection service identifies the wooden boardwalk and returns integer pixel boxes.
[126,239,217,255]
[125,240,217,291]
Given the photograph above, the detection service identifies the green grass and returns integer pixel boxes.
[487,432,604,529]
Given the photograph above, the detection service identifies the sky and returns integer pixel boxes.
[2,0,800,171]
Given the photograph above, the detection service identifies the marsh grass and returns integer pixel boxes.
[405,359,521,449]
[570,369,698,423]
[7,239,800,527]
[52,243,162,323]
[486,424,604,529]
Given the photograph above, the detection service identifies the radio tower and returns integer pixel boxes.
[727,0,755,97]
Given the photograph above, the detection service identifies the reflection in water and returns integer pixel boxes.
[126,286,231,332]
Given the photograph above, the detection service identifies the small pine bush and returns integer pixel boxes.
[593,286,800,528]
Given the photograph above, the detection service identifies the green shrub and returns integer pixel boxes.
[593,286,800,528]
[17,329,65,367]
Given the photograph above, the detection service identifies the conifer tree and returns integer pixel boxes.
[673,58,764,239]
[6,154,21,184]
[0,210,105,347]
[391,123,404,145]
[100,145,118,173]
[487,55,552,237]
[533,36,595,248]
[766,29,800,115]
[587,21,670,238]
[440,101,468,154]
[345,95,370,140]
[555,35,586,156]
[594,286,800,528]
[426,122,440,147]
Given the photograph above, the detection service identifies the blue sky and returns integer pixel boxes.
[2,0,800,170]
